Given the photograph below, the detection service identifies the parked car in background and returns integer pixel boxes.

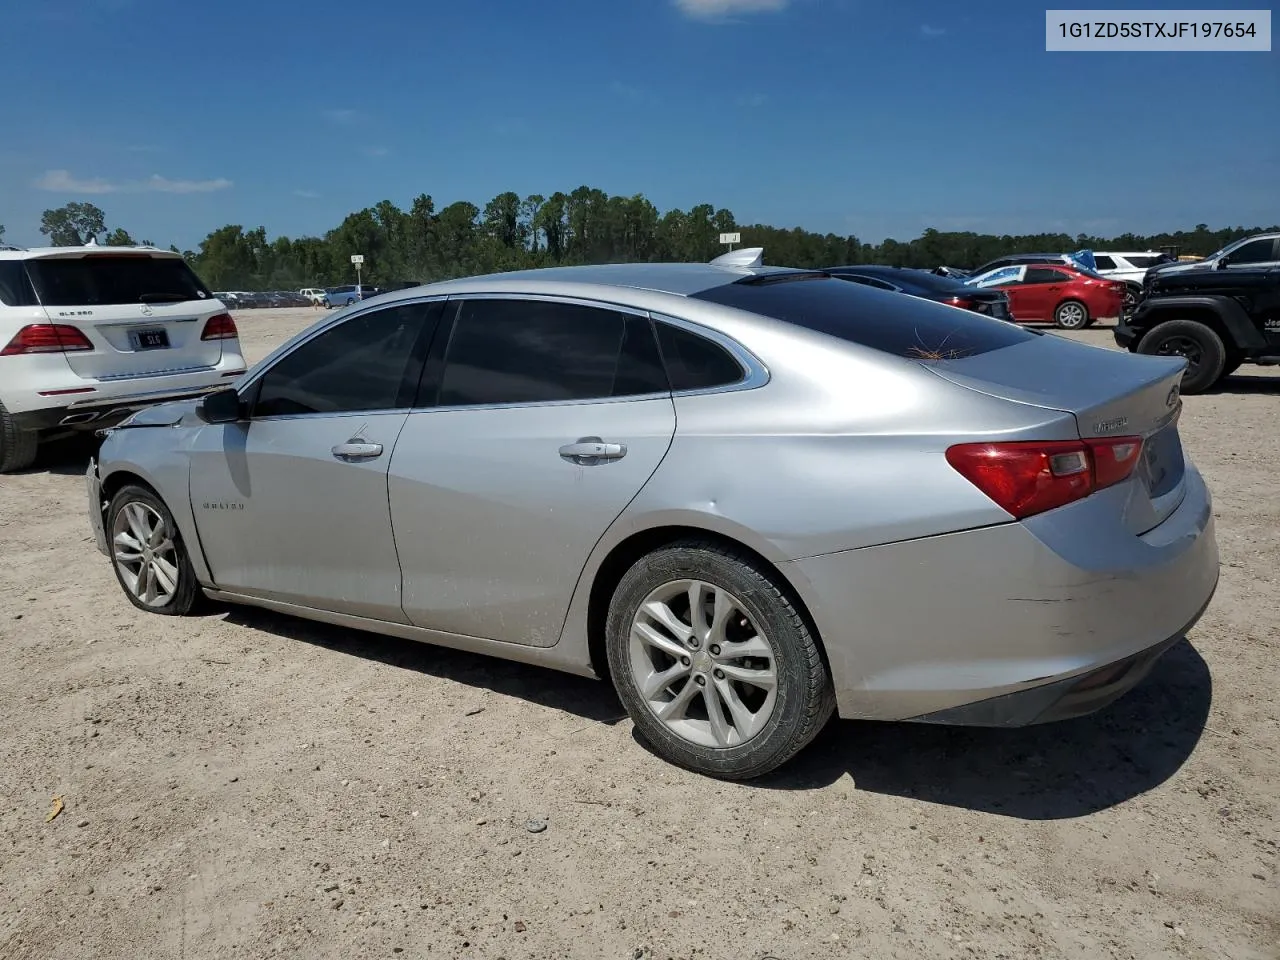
[324,285,365,307]
[86,249,1217,779]
[1115,262,1280,393]
[826,265,1013,321]
[965,263,1125,329]
[965,253,1074,276]
[299,288,326,305]
[0,245,245,472]
[1144,232,1280,281]
[1093,251,1177,313]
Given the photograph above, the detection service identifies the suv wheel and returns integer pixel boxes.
[1136,319,1226,394]
[605,540,835,780]
[1053,300,1090,330]
[0,401,39,474]
[106,484,204,616]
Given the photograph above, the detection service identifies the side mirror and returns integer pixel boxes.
[196,387,244,424]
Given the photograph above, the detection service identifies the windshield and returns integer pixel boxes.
[25,255,213,307]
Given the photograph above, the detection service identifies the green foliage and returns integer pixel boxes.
[104,227,136,246]
[40,202,108,246]
[56,188,1263,291]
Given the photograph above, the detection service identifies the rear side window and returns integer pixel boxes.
[691,276,1035,360]
[253,303,431,417]
[436,299,668,407]
[24,255,213,306]
[1093,255,1117,270]
[654,322,745,391]
[0,262,39,307]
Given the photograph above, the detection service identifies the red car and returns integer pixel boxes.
[966,264,1125,329]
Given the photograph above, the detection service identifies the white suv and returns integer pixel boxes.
[0,245,245,472]
[1091,251,1176,311]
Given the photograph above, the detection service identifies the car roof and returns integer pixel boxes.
[0,244,179,261]
[367,261,807,305]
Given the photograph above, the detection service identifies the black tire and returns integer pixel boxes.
[0,400,39,474]
[1136,319,1226,395]
[1053,299,1090,330]
[605,540,835,780]
[106,484,204,616]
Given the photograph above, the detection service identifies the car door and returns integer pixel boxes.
[387,296,677,647]
[188,300,439,621]
[1012,267,1066,321]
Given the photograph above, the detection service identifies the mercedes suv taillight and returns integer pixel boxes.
[0,324,95,356]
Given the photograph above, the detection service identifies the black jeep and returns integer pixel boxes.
[1114,264,1280,393]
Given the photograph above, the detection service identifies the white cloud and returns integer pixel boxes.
[33,169,118,194]
[143,174,233,194]
[920,23,946,37]
[293,189,321,199]
[674,0,789,19]
[33,169,232,195]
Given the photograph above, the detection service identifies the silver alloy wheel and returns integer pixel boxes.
[628,579,778,749]
[1057,302,1087,328]
[111,501,180,608]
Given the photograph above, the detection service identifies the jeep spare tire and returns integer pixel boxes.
[1136,319,1226,394]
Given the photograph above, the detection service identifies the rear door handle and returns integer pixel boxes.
[331,441,384,462]
[559,437,627,464]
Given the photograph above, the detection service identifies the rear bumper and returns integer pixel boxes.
[786,465,1219,723]
[1113,320,1141,349]
[11,374,243,433]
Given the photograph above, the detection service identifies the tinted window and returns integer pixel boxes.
[25,255,212,306]
[1227,238,1276,264]
[691,276,1035,360]
[1093,255,1117,270]
[1124,254,1169,268]
[0,262,38,307]
[654,322,745,391]
[254,303,429,417]
[1024,267,1069,284]
[437,299,667,407]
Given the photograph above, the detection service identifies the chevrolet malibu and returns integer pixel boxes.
[86,252,1219,779]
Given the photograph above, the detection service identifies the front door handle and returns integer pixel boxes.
[559,437,627,465]
[331,441,384,462]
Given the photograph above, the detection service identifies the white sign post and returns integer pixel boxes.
[719,232,741,253]
[350,254,365,298]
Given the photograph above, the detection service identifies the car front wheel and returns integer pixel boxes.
[107,484,204,616]
[605,540,835,780]
[1136,319,1226,394]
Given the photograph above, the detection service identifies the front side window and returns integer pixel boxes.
[253,303,430,417]
[1024,267,1068,285]
[436,299,668,407]
[1226,238,1277,265]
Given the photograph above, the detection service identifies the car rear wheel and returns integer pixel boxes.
[605,540,835,780]
[1053,299,1090,330]
[107,484,204,616]
[1136,319,1226,394]
[0,401,39,474]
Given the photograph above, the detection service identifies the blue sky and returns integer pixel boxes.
[3,0,1277,249]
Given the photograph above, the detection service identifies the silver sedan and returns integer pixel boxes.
[86,251,1219,779]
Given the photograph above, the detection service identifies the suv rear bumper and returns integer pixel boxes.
[13,378,241,433]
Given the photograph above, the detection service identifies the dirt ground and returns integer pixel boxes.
[1,307,1276,960]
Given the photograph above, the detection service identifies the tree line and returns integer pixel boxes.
[13,194,1279,292]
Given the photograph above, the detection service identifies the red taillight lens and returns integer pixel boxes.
[944,296,976,310]
[946,436,1143,519]
[201,312,238,340]
[0,324,94,356]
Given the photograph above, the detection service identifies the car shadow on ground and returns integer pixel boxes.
[217,605,629,727]
[1211,373,1280,395]
[750,639,1212,819]
[13,435,100,476]
[220,603,1209,819]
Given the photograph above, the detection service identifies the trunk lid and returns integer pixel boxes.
[925,335,1189,533]
[25,250,228,381]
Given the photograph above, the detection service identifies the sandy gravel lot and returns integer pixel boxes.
[1,307,1277,960]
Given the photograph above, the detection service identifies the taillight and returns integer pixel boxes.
[944,296,976,310]
[201,312,238,340]
[0,324,94,356]
[946,436,1143,519]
